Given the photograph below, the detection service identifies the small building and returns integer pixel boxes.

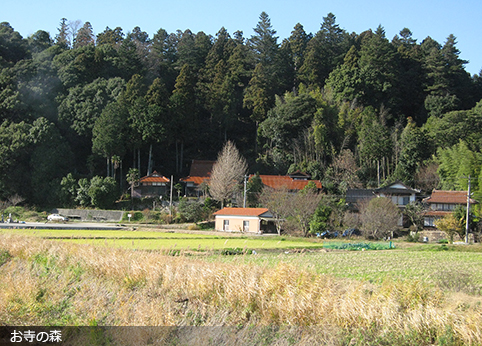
[213,207,277,234]
[132,171,170,198]
[180,160,216,197]
[422,190,477,228]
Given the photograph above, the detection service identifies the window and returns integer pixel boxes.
[223,220,229,231]
[424,217,435,227]
[243,221,249,232]
[392,196,410,206]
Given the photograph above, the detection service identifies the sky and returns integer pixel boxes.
[3,0,482,75]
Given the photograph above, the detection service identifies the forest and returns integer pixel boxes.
[1,12,482,208]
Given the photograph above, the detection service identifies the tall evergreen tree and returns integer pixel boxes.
[299,13,349,88]
[169,64,198,172]
[74,22,95,48]
[55,18,70,49]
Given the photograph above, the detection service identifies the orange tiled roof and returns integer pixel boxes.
[180,160,215,185]
[213,208,270,217]
[139,171,170,183]
[257,175,322,190]
[180,176,209,185]
[423,190,477,204]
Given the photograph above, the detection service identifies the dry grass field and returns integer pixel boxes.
[0,231,481,345]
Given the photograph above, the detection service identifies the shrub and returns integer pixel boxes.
[123,211,144,222]
[309,204,332,235]
[187,224,200,231]
[178,199,204,223]
[407,231,420,242]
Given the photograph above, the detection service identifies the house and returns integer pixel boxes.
[346,181,420,226]
[132,171,170,198]
[422,190,477,228]
[254,171,322,192]
[374,182,420,207]
[213,207,277,233]
[180,160,216,197]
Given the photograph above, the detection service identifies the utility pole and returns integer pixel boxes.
[466,175,471,244]
[169,175,173,216]
[243,175,248,208]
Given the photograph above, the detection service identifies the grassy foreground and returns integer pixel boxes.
[0,233,481,345]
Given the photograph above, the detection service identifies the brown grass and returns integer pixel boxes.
[1,233,481,345]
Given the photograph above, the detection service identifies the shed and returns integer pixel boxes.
[213,208,276,234]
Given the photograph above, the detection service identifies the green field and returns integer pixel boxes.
[0,228,326,250]
[216,247,482,293]
[2,228,481,294]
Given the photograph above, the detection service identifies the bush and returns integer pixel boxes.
[178,199,204,222]
[309,204,332,235]
[3,206,24,219]
[407,232,420,242]
[123,211,144,222]
[88,176,118,209]
[187,224,200,230]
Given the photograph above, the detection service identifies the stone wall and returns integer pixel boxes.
[53,209,124,222]
[419,230,475,243]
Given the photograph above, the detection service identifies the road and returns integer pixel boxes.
[0,221,126,230]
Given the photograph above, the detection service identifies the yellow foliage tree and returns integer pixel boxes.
[434,214,464,244]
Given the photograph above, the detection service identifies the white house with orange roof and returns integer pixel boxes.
[213,208,277,233]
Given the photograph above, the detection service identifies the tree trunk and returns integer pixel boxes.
[138,149,141,174]
[175,141,179,173]
[178,140,184,174]
[377,160,380,187]
[255,121,258,155]
[106,157,110,177]
[120,160,123,193]
[147,144,153,176]
[133,150,136,170]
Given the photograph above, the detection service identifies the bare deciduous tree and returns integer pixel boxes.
[360,197,400,240]
[259,186,291,235]
[8,194,24,206]
[329,149,362,193]
[290,189,323,237]
[209,141,247,208]
[414,161,440,192]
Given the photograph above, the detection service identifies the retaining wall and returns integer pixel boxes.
[53,209,124,222]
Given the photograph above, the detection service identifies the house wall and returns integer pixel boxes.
[214,215,260,233]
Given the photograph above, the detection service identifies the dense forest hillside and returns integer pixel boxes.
[1,12,482,208]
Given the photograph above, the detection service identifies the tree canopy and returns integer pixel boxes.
[0,14,481,207]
